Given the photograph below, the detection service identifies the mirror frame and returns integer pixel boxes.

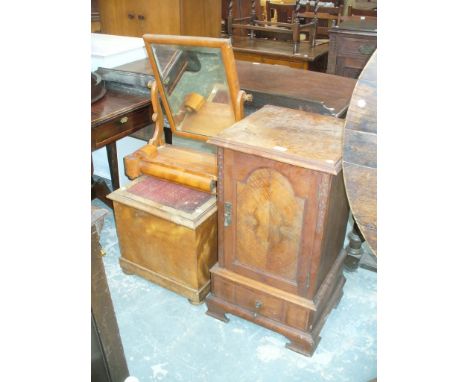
[143,34,242,142]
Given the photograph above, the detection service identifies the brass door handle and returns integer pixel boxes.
[224,202,232,227]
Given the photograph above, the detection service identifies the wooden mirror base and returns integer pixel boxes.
[124,144,217,194]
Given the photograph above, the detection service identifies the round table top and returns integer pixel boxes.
[343,51,377,255]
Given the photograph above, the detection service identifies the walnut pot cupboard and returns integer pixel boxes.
[205,105,349,356]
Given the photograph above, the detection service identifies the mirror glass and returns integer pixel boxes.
[151,44,236,138]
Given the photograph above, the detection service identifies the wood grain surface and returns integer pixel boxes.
[91,207,129,382]
[114,58,357,117]
[231,35,329,62]
[91,88,150,128]
[124,144,218,194]
[343,51,377,254]
[208,105,345,174]
[108,176,218,303]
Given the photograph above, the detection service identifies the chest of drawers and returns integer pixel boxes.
[327,18,377,78]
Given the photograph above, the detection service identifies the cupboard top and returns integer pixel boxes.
[208,105,344,174]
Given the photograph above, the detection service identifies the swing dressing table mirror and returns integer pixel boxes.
[125,35,250,193]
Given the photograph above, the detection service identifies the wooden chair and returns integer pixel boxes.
[223,0,263,36]
[348,6,377,17]
[299,5,343,39]
[265,1,296,23]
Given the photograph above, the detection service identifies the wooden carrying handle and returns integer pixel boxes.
[139,162,216,194]
[124,144,216,193]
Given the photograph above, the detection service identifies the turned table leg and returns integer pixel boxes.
[106,141,120,191]
[344,220,364,271]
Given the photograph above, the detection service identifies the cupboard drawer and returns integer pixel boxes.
[92,106,152,150]
[235,284,284,322]
[212,274,310,331]
[337,36,376,58]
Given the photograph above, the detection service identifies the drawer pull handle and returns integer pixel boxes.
[128,13,135,20]
[120,116,128,124]
[253,300,263,318]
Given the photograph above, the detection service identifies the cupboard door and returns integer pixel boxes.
[100,0,140,37]
[222,149,320,295]
[180,0,221,37]
[139,0,181,35]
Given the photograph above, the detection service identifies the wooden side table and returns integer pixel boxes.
[92,88,153,191]
[231,36,329,71]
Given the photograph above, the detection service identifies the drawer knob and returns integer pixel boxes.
[128,13,135,20]
[120,116,128,124]
[253,300,263,318]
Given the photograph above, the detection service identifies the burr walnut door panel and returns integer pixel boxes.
[222,149,321,296]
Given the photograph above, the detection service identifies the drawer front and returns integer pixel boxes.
[336,56,370,78]
[234,51,307,70]
[337,36,376,59]
[212,274,310,331]
[92,106,152,150]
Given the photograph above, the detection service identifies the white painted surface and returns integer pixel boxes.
[91,33,148,72]
[92,137,146,187]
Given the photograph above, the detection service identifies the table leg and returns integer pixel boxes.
[344,220,377,272]
[344,220,364,271]
[91,156,113,209]
[106,142,119,190]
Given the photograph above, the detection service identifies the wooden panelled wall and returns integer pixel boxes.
[99,0,221,37]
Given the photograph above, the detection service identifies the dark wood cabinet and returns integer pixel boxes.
[327,18,377,78]
[205,105,349,356]
[100,0,221,38]
[91,206,129,382]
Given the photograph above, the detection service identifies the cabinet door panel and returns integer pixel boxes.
[140,0,181,35]
[236,168,304,281]
[180,0,221,37]
[223,149,320,295]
